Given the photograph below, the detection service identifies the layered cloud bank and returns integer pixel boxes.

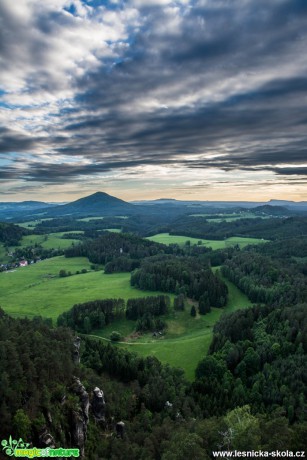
[1,0,307,200]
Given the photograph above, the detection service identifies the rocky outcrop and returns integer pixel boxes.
[73,337,81,364]
[116,421,125,439]
[38,427,56,449]
[92,387,106,422]
[70,377,89,457]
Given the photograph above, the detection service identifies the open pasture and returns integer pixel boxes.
[19,232,81,250]
[0,256,170,322]
[146,233,267,248]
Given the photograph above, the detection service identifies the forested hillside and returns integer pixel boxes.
[167,216,307,240]
[0,222,28,246]
[1,309,306,459]
[221,252,307,305]
[193,303,307,424]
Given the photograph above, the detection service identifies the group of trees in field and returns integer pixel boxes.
[126,296,170,333]
[57,299,125,333]
[57,296,171,334]
[126,296,170,320]
[131,255,228,306]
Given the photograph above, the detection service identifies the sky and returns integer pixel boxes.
[0,0,307,203]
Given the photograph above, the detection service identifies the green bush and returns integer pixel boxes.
[110,331,121,342]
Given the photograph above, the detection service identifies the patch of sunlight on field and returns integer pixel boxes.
[146,233,268,248]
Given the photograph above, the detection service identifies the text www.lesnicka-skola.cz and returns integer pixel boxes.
[212,451,305,458]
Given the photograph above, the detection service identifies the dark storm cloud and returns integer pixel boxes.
[1,0,307,186]
[0,128,38,153]
[271,167,307,176]
[45,0,306,173]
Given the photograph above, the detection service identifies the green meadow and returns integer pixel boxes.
[188,212,268,222]
[146,233,267,248]
[77,216,128,222]
[0,256,171,322]
[19,232,81,250]
[18,218,54,229]
[0,243,10,263]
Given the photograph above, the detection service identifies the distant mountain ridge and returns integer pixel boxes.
[1,192,307,221]
[0,200,59,220]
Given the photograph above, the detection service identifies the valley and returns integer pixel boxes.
[0,191,306,457]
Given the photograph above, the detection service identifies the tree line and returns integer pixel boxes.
[57,295,171,334]
[57,299,125,333]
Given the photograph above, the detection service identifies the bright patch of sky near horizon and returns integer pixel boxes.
[0,0,307,202]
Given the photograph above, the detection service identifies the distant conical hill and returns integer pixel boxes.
[45,191,135,217]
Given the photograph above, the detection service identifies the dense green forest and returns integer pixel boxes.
[192,303,307,421]
[131,255,228,306]
[0,222,28,246]
[221,252,307,305]
[167,216,307,240]
[65,232,174,268]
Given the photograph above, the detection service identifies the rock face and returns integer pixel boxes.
[73,337,81,364]
[116,421,125,439]
[38,427,56,449]
[92,387,106,422]
[70,377,89,457]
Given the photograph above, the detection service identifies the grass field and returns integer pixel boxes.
[18,218,54,229]
[77,217,105,222]
[0,256,171,322]
[77,216,128,222]
[189,212,265,222]
[146,233,267,248]
[19,233,80,250]
[0,243,10,263]
[105,228,122,233]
